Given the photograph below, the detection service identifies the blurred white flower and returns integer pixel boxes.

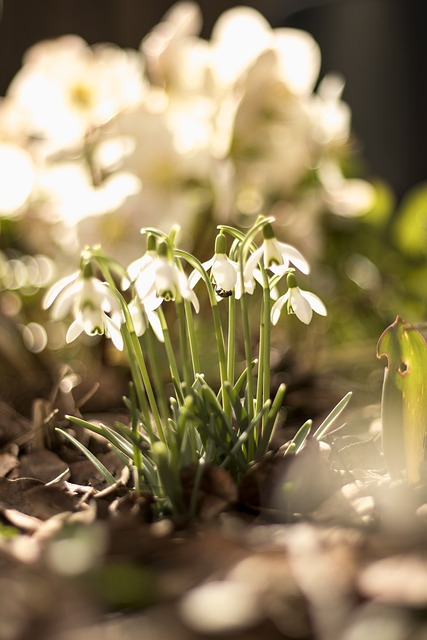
[7,35,145,153]
[0,143,35,216]
[0,2,373,274]
[133,244,199,312]
[128,294,164,342]
[311,73,351,146]
[141,1,204,91]
[36,161,141,227]
[43,270,123,349]
[319,161,376,217]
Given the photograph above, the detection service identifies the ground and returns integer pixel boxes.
[1,388,427,640]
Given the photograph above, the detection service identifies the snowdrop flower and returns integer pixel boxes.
[271,272,326,325]
[123,234,158,290]
[245,223,309,277]
[43,267,124,349]
[128,294,164,342]
[190,233,239,299]
[244,223,310,292]
[134,241,200,312]
[7,34,145,153]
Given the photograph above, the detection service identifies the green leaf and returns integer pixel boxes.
[66,415,135,460]
[377,316,427,482]
[312,391,352,442]
[56,428,117,486]
[284,420,312,456]
[393,182,427,256]
[255,383,286,459]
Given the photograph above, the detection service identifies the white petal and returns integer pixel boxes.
[290,288,313,324]
[51,279,83,320]
[243,246,263,282]
[135,264,157,300]
[186,289,200,313]
[81,307,104,334]
[300,290,327,316]
[212,255,237,291]
[156,260,179,299]
[277,242,310,274]
[189,257,215,289]
[43,271,79,310]
[87,278,119,312]
[147,310,164,342]
[271,293,288,325]
[264,238,284,269]
[66,319,84,343]
[127,253,156,283]
[128,299,146,335]
[105,314,124,351]
[143,293,163,312]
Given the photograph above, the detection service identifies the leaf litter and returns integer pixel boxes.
[1,389,427,640]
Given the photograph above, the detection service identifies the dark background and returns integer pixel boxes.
[0,0,426,201]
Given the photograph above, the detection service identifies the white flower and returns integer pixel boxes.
[43,270,124,349]
[124,247,158,290]
[128,294,164,342]
[271,278,326,325]
[133,243,200,312]
[7,34,145,153]
[189,234,239,299]
[244,223,310,293]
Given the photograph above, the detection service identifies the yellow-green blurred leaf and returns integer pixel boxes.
[377,316,427,482]
[393,182,427,256]
[363,179,395,227]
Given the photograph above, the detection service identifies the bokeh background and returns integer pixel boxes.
[1,0,426,200]
[0,0,426,417]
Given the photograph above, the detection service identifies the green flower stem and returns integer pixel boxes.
[175,298,193,391]
[128,328,166,443]
[184,297,200,375]
[121,327,151,430]
[95,257,166,444]
[256,265,271,417]
[227,294,236,386]
[174,249,229,413]
[238,287,254,421]
[142,329,170,425]
[129,382,142,492]
[235,217,273,421]
[157,306,185,405]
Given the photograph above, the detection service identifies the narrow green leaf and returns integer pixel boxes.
[66,415,135,460]
[255,383,286,459]
[56,428,117,486]
[312,391,352,442]
[284,420,312,456]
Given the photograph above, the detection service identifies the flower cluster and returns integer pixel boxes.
[43,218,326,357]
[44,217,330,513]
[0,2,374,270]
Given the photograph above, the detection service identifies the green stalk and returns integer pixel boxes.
[184,297,200,375]
[176,298,193,391]
[121,327,151,431]
[257,266,272,432]
[157,306,185,405]
[128,327,167,444]
[129,382,142,492]
[95,256,166,444]
[142,328,170,425]
[174,249,228,411]
[227,294,236,387]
